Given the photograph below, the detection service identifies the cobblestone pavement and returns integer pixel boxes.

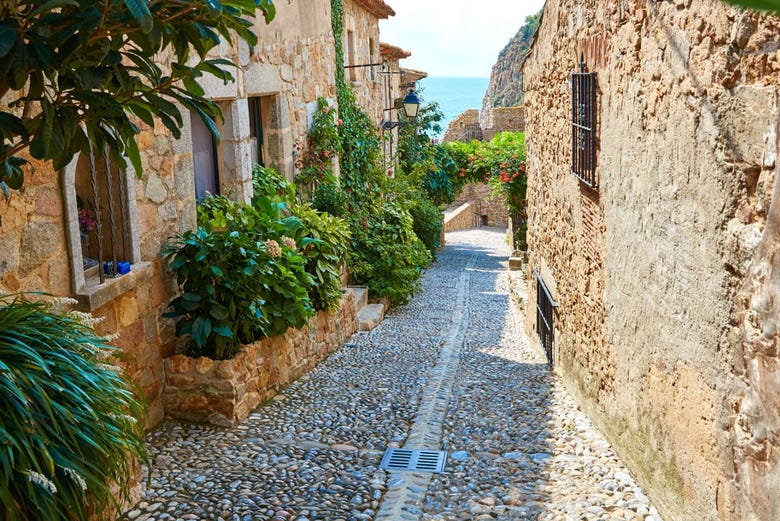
[122,228,663,521]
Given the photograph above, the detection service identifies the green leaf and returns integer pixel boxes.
[123,0,154,33]
[27,0,79,18]
[723,0,780,10]
[181,293,202,302]
[0,24,16,60]
[125,136,143,178]
[209,305,229,320]
[212,325,234,338]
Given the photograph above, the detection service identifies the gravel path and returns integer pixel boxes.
[121,228,663,521]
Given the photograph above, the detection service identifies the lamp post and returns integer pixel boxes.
[381,89,420,131]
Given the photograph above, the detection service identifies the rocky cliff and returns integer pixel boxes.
[480,12,541,125]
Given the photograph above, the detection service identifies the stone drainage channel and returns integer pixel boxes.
[122,229,663,521]
[373,253,477,520]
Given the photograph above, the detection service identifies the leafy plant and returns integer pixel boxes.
[0,295,147,520]
[408,194,444,258]
[164,196,315,359]
[347,200,432,305]
[163,226,269,359]
[441,132,528,250]
[723,0,780,10]
[296,98,343,192]
[0,0,276,196]
[291,203,351,311]
[252,163,294,205]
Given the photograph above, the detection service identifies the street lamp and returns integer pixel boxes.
[402,89,420,118]
[381,89,421,131]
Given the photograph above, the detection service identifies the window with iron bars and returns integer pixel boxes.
[571,54,597,188]
[535,271,557,367]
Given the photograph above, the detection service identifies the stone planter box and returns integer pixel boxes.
[163,288,357,426]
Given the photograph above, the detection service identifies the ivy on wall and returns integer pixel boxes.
[329,0,383,198]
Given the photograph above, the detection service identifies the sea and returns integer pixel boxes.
[417,77,490,140]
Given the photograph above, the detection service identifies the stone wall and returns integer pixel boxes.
[444,107,525,143]
[523,1,779,520]
[0,0,394,431]
[0,118,188,428]
[455,183,508,228]
[443,202,475,233]
[163,289,357,426]
[342,0,391,126]
[481,107,526,141]
[443,110,483,143]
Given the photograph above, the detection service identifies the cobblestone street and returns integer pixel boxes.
[122,228,663,521]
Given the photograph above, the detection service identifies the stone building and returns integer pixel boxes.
[0,0,402,429]
[443,107,525,143]
[523,1,779,520]
[480,107,525,141]
[443,109,483,143]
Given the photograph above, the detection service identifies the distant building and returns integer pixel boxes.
[443,107,525,144]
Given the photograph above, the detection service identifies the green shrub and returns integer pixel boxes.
[347,201,432,305]
[408,196,443,258]
[164,196,315,359]
[311,180,345,216]
[0,296,146,520]
[252,163,294,204]
[291,203,351,311]
[296,98,343,194]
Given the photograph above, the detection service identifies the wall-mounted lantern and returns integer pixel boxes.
[381,89,420,131]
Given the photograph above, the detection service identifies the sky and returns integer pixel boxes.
[379,0,547,78]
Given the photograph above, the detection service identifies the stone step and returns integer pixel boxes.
[357,303,385,331]
[350,286,368,314]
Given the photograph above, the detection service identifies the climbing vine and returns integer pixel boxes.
[329,0,383,197]
[323,0,432,304]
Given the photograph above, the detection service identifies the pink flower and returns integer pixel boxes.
[337,119,343,126]
[78,208,96,232]
[323,107,330,114]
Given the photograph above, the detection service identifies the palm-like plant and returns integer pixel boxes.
[0,296,147,520]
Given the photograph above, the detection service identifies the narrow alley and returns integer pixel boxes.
[122,229,662,521]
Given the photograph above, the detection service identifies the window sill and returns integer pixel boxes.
[75,261,153,312]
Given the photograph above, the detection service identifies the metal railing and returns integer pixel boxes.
[535,270,557,367]
[571,54,597,188]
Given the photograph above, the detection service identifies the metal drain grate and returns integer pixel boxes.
[380,448,448,473]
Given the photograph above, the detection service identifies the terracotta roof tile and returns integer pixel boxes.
[351,0,395,19]
[380,42,411,60]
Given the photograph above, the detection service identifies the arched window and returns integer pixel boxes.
[62,146,141,299]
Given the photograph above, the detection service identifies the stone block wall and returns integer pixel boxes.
[0,116,189,428]
[443,202,475,232]
[163,289,357,426]
[342,0,389,126]
[523,1,779,520]
[455,183,509,228]
[482,107,526,141]
[443,110,483,143]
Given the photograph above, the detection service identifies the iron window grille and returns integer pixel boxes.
[571,54,597,188]
[535,271,557,367]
